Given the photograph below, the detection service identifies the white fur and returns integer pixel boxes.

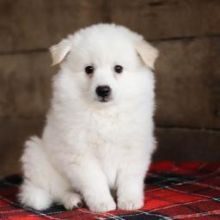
[19,23,158,213]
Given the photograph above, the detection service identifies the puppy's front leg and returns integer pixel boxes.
[65,158,116,212]
[117,161,149,210]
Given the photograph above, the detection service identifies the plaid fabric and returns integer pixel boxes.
[0,161,219,220]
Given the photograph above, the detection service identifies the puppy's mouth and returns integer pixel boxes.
[98,97,112,103]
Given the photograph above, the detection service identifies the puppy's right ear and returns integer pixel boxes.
[49,39,71,66]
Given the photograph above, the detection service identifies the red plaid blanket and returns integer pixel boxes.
[0,161,219,220]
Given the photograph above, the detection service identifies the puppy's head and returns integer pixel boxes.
[50,24,159,107]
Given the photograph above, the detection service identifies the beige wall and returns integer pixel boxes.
[0,0,220,176]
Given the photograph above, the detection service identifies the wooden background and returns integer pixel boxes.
[0,0,220,176]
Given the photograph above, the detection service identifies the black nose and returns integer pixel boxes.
[96,85,111,98]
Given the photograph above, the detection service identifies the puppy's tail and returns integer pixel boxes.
[19,136,55,210]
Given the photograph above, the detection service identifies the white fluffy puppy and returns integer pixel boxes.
[19,23,158,213]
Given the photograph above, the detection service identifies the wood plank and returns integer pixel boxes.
[0,0,105,52]
[109,0,220,40]
[0,0,220,52]
[0,38,219,128]
[0,51,52,118]
[0,117,43,177]
[154,127,220,162]
[110,0,220,40]
[0,117,219,176]
[154,37,220,129]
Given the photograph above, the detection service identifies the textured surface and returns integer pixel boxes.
[1,0,220,52]
[0,161,219,219]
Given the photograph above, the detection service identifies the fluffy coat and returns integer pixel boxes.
[19,23,159,212]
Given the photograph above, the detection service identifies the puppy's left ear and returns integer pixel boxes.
[135,40,159,70]
[49,39,72,66]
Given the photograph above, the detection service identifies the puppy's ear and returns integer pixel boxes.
[49,39,71,66]
[135,40,159,70]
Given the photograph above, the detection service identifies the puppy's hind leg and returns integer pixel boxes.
[19,136,82,210]
[19,136,54,210]
[19,180,53,210]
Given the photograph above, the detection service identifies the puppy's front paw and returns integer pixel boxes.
[87,197,116,212]
[62,192,82,210]
[118,197,143,210]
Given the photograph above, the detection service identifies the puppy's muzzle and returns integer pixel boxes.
[96,85,111,102]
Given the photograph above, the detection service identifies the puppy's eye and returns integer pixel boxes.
[114,65,123,74]
[85,65,94,75]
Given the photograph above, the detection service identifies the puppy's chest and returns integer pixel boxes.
[82,111,145,187]
[86,112,128,149]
